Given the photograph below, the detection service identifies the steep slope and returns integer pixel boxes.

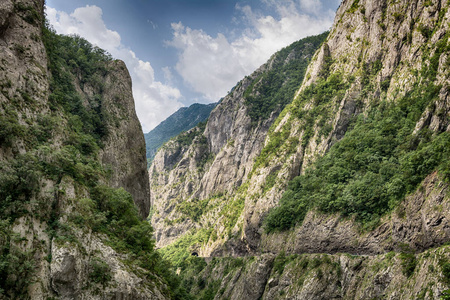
[152,0,450,298]
[243,0,450,255]
[0,1,174,298]
[149,33,327,251]
[145,102,217,162]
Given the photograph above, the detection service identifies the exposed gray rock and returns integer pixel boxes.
[0,0,161,298]
[98,60,150,219]
[152,1,450,299]
[187,245,450,300]
[150,38,321,249]
[0,0,13,37]
[234,0,450,256]
[259,172,450,256]
[149,61,283,249]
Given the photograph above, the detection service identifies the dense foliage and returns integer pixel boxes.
[43,23,112,143]
[244,32,328,123]
[42,24,194,299]
[0,22,192,298]
[265,75,450,232]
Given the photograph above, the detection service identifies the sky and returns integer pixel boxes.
[45,0,341,132]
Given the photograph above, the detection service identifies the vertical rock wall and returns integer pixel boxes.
[0,0,158,298]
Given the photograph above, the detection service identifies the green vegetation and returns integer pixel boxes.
[176,198,210,222]
[253,72,350,172]
[169,122,205,147]
[440,257,450,283]
[348,0,360,13]
[265,81,449,232]
[0,221,35,298]
[0,153,41,220]
[244,32,328,123]
[0,108,25,147]
[145,103,216,162]
[264,31,450,232]
[88,258,112,286]
[0,20,194,298]
[43,23,111,143]
[273,252,299,275]
[176,256,248,300]
[160,228,212,268]
[442,290,450,300]
[399,244,417,277]
[14,2,41,25]
[176,256,224,299]
[41,25,194,299]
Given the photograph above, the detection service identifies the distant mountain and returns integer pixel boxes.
[145,102,217,161]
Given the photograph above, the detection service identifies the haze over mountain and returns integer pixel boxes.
[145,102,217,162]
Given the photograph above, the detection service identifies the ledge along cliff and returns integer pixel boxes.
[150,0,450,299]
[0,0,187,299]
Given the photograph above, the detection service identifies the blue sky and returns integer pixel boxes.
[46,0,341,132]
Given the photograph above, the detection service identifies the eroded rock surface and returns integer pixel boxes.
[0,1,160,298]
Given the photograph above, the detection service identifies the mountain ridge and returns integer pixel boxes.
[150,0,450,298]
[149,32,328,250]
[145,102,217,162]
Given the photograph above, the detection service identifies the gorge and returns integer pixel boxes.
[0,0,449,299]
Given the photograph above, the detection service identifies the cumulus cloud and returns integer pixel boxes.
[167,0,334,101]
[298,0,323,15]
[46,5,183,132]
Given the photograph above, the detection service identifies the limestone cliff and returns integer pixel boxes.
[179,244,450,300]
[152,0,450,298]
[150,33,326,249]
[0,0,163,298]
[80,58,151,219]
[152,0,450,256]
[240,0,450,256]
[153,0,450,256]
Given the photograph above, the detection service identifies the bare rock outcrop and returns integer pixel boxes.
[151,0,450,268]
[150,39,323,248]
[260,171,450,256]
[236,0,450,255]
[0,0,159,298]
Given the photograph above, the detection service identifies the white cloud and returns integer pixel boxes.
[45,5,183,132]
[299,0,323,15]
[167,0,334,102]
[162,66,174,84]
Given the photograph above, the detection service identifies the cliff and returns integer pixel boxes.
[149,33,327,250]
[241,0,450,255]
[178,245,450,300]
[0,0,165,298]
[151,0,450,298]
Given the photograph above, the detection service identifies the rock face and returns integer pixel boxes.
[150,34,326,249]
[183,245,450,300]
[238,0,450,255]
[260,171,450,255]
[152,0,450,258]
[152,0,450,298]
[95,59,150,219]
[0,0,161,299]
[149,74,274,247]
